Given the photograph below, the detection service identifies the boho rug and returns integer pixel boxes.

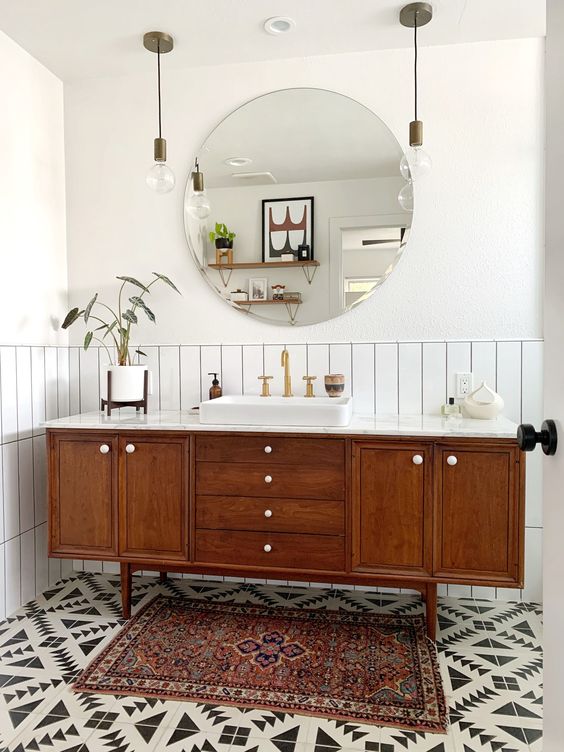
[73,595,447,732]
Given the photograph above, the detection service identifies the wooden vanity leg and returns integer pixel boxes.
[425,583,437,641]
[159,571,168,583]
[120,563,132,619]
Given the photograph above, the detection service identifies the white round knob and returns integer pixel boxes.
[99,444,110,454]
[263,544,272,553]
[264,446,272,454]
[125,444,136,454]
[264,475,272,484]
[412,454,423,465]
[264,509,273,518]
[447,455,458,466]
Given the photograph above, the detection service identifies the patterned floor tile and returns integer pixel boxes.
[0,573,544,752]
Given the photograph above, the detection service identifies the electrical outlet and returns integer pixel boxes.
[455,372,473,398]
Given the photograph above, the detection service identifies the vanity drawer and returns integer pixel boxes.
[195,435,344,468]
[196,462,345,500]
[195,530,345,571]
[196,495,344,535]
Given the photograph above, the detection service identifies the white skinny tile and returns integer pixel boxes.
[264,345,283,396]
[140,346,160,411]
[159,346,181,410]
[2,442,19,541]
[0,544,5,621]
[375,343,398,414]
[18,438,34,533]
[446,342,471,401]
[57,348,70,418]
[180,345,200,410]
[471,341,497,390]
[0,347,18,443]
[20,529,35,605]
[44,347,58,421]
[79,346,100,413]
[352,343,375,414]
[16,347,33,440]
[69,347,80,415]
[31,347,46,433]
[422,342,446,415]
[33,435,47,526]
[35,523,48,596]
[522,342,543,528]
[522,526,543,603]
[221,345,243,396]
[5,536,21,615]
[398,343,422,414]
[306,344,329,383]
[496,341,522,423]
[242,345,264,396]
[286,344,307,397]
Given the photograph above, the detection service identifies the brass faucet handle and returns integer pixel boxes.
[258,375,273,397]
[303,375,317,398]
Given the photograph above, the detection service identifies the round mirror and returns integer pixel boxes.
[185,88,411,326]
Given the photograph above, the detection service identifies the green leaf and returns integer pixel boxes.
[122,309,138,324]
[130,296,156,323]
[215,222,221,234]
[135,349,148,358]
[61,307,80,329]
[102,320,117,339]
[116,276,150,293]
[83,293,98,324]
[83,331,93,350]
[152,272,180,294]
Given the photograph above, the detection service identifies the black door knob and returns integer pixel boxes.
[517,419,558,455]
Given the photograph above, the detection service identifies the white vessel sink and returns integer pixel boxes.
[199,395,353,427]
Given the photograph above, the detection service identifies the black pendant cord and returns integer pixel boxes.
[157,41,162,139]
[414,14,418,121]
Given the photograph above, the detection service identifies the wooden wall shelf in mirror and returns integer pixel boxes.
[184,88,412,326]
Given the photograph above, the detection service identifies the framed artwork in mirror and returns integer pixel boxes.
[262,197,314,262]
[249,277,268,301]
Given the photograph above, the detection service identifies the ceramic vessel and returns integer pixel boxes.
[102,365,149,402]
[463,381,504,420]
[325,374,345,398]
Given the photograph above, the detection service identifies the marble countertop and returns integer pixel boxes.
[43,409,519,439]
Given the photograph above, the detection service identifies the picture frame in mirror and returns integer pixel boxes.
[249,278,268,301]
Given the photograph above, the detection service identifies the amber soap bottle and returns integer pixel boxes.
[208,373,222,400]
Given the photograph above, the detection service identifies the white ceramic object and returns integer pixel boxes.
[463,381,504,420]
[199,395,353,427]
[102,365,149,402]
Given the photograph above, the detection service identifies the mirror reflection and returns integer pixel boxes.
[185,88,412,326]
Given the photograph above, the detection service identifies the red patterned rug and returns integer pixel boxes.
[73,596,447,732]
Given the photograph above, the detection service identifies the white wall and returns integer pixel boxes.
[0,30,67,346]
[0,32,68,620]
[64,37,543,344]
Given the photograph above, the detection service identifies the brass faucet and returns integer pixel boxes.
[281,348,292,397]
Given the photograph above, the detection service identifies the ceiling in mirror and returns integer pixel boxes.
[185,87,412,326]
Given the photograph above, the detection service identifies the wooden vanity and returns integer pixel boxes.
[46,412,524,640]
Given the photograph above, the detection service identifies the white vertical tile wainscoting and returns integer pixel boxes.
[70,339,544,604]
[0,340,543,619]
[0,346,75,621]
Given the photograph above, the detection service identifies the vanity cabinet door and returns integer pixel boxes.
[49,433,118,557]
[434,444,524,584]
[351,442,433,577]
[118,436,189,561]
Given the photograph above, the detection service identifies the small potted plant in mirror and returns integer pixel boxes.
[209,223,236,265]
[61,273,180,412]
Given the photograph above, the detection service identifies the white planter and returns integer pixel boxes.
[463,381,504,420]
[102,365,149,402]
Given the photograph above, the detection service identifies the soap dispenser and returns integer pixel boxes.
[208,373,222,400]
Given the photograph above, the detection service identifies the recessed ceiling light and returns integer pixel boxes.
[224,157,252,167]
[264,16,296,35]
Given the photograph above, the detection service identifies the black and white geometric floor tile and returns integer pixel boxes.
[0,573,543,752]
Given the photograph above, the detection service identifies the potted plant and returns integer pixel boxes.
[209,223,236,250]
[61,272,180,402]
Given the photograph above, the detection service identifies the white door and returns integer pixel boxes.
[542,3,564,750]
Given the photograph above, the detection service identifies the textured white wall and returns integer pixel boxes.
[64,38,544,345]
[0,30,67,345]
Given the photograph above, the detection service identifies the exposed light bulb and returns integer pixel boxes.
[146,162,175,193]
[186,190,211,219]
[398,181,414,212]
[400,147,432,180]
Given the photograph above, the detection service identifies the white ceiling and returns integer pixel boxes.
[0,0,545,82]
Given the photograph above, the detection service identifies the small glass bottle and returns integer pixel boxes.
[441,397,461,417]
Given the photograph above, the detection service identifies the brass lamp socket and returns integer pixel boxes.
[409,120,423,148]
[154,137,167,162]
[192,169,204,192]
